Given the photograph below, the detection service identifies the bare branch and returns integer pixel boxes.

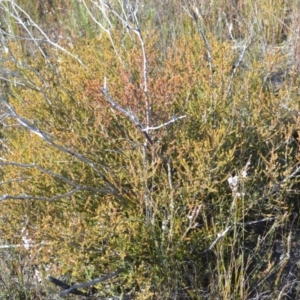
[102,1,150,127]
[0,98,123,199]
[182,2,213,73]
[236,217,276,226]
[101,87,154,144]
[0,1,83,64]
[0,188,81,202]
[0,161,112,202]
[47,276,88,297]
[81,0,124,66]
[0,176,28,187]
[201,217,276,254]
[50,269,122,297]
[225,36,253,98]
[201,226,233,254]
[142,115,186,131]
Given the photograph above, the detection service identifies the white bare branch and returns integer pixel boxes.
[0,0,83,64]
[0,98,122,199]
[81,0,124,65]
[100,1,150,127]
[142,115,186,131]
[201,217,277,254]
[101,87,154,144]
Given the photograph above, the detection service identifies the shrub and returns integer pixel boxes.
[1,1,300,299]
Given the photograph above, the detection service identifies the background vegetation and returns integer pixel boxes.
[1,0,300,299]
